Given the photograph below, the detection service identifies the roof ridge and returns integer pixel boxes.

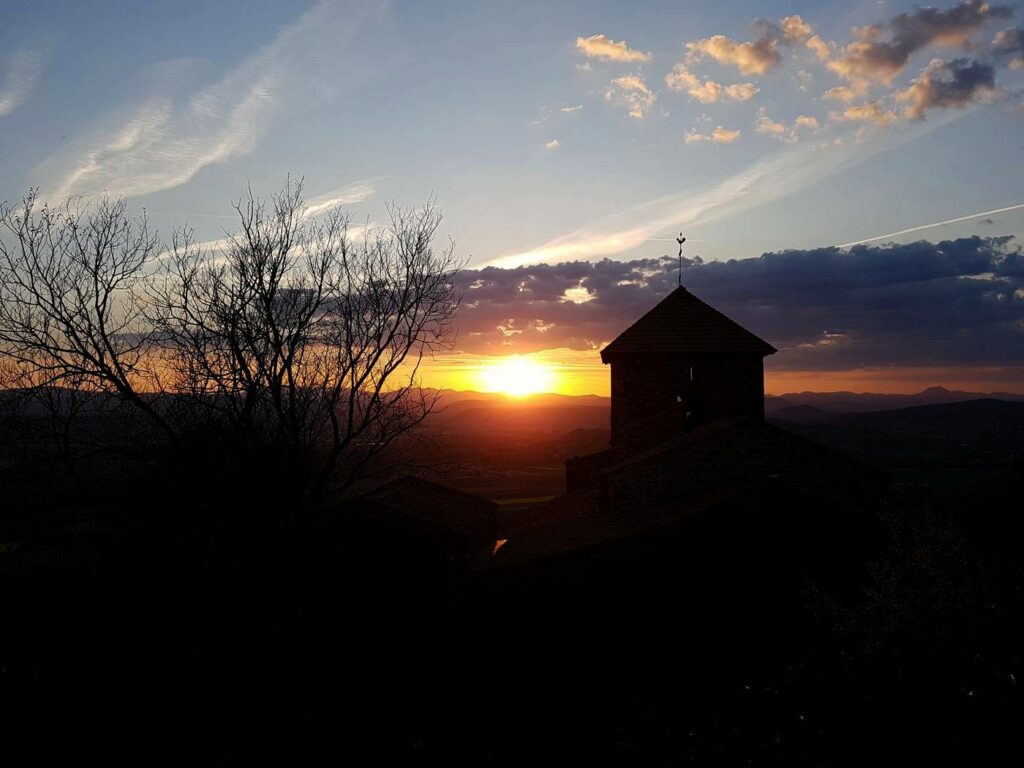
[600,286,776,360]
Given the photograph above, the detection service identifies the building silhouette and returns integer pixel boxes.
[600,285,776,443]
[348,284,887,578]
[481,284,886,574]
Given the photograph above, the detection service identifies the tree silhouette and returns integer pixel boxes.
[0,179,462,507]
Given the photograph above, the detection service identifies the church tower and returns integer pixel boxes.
[599,286,776,445]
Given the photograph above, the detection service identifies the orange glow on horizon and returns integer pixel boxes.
[409,348,607,397]
[410,352,1024,398]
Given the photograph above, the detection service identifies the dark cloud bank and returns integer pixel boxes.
[455,236,1024,371]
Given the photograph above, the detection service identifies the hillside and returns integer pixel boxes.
[769,398,1024,467]
[765,385,1024,414]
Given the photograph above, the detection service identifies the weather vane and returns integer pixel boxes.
[676,233,686,287]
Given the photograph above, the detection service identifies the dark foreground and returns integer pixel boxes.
[2,494,1022,764]
[2,405,1024,765]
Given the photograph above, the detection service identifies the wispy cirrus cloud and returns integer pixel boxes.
[34,0,385,203]
[0,48,46,116]
[304,181,377,218]
[487,111,963,269]
[487,145,825,267]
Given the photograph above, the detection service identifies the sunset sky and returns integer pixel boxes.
[2,0,1023,395]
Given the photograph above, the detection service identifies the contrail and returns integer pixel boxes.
[837,202,1024,248]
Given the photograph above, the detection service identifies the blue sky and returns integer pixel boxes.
[3,0,1024,393]
[3,0,1023,267]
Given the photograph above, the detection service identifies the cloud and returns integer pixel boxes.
[576,34,651,63]
[561,104,583,112]
[823,82,870,102]
[454,237,1024,372]
[725,82,760,101]
[687,34,781,76]
[664,63,758,103]
[33,1,383,202]
[829,100,899,126]
[0,48,45,116]
[895,57,997,120]
[754,107,821,142]
[992,27,1024,68]
[806,35,834,62]
[304,181,376,218]
[782,16,815,43]
[488,143,832,266]
[684,125,742,144]
[486,111,960,269]
[828,0,1011,86]
[686,15,814,75]
[604,75,656,118]
[753,108,787,138]
[545,139,561,150]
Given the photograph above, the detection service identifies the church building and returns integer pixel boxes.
[479,282,887,575]
[600,285,776,444]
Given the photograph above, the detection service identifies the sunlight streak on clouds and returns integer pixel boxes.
[304,181,376,218]
[486,114,963,269]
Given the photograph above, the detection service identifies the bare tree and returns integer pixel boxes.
[0,180,462,508]
[0,191,177,446]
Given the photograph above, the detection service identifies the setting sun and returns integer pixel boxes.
[478,356,556,397]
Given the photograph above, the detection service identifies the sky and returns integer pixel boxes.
[2,0,1024,395]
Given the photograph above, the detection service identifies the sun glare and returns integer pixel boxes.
[479,356,556,397]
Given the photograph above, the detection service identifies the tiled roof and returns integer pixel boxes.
[600,286,776,361]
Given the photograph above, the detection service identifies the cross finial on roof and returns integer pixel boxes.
[675,233,686,287]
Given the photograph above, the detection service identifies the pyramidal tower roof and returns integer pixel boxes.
[600,286,776,362]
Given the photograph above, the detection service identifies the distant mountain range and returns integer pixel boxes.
[430,386,1024,415]
[767,398,1024,467]
[765,386,1024,414]
[422,388,1024,471]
